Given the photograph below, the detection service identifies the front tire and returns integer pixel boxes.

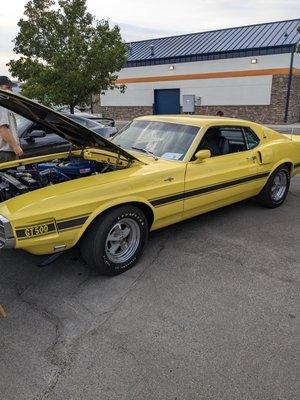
[80,206,148,275]
[256,165,290,208]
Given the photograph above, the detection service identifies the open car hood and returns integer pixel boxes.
[0,89,138,163]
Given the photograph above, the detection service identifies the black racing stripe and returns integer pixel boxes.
[185,172,270,199]
[150,190,184,202]
[151,192,185,207]
[16,222,56,239]
[57,216,89,231]
[150,172,270,207]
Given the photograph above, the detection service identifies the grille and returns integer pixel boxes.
[0,216,15,248]
[0,222,5,238]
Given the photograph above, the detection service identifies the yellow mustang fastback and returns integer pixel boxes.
[0,89,299,275]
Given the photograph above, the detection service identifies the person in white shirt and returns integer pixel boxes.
[0,76,23,163]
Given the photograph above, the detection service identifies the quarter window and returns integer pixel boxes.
[244,127,260,149]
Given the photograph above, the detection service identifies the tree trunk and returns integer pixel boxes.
[90,94,94,114]
[70,104,75,114]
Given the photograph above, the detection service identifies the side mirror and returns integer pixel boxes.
[193,150,211,163]
[28,130,46,139]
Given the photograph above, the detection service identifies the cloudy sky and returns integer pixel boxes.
[1,0,299,76]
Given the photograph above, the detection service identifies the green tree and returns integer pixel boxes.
[8,0,127,113]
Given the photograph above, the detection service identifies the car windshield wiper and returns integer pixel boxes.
[131,146,158,160]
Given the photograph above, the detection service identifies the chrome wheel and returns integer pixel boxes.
[270,171,287,202]
[105,218,141,263]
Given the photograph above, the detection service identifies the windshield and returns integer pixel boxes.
[112,120,199,160]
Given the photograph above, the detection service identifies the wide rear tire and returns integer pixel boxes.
[256,165,290,208]
[80,206,148,275]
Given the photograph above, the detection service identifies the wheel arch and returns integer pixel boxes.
[92,200,155,228]
[282,161,293,173]
[268,159,293,176]
[75,198,155,246]
[256,160,291,208]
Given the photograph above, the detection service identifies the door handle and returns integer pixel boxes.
[164,176,174,182]
[246,155,256,162]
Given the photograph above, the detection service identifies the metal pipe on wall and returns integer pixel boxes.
[284,46,295,123]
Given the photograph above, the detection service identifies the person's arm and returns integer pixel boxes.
[0,125,23,156]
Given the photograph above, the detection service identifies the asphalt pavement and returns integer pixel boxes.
[0,176,299,400]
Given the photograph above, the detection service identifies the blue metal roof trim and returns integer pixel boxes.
[126,19,300,63]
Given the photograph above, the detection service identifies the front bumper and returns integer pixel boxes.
[0,215,15,249]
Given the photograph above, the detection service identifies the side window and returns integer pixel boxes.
[244,127,260,149]
[198,126,248,157]
[219,127,247,153]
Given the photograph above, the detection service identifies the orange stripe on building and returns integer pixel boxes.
[117,68,300,84]
[293,68,300,76]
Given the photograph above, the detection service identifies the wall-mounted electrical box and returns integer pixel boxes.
[195,96,202,106]
[182,95,195,113]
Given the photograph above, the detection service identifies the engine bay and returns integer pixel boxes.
[0,157,117,202]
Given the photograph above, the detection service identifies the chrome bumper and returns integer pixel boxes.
[0,215,15,249]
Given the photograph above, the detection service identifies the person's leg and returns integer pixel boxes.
[0,152,17,163]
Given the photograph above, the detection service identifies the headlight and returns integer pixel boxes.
[0,215,15,249]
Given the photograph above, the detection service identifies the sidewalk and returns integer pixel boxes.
[266,123,300,134]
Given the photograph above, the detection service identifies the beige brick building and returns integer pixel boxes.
[96,19,300,124]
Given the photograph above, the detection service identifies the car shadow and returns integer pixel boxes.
[0,197,272,286]
[0,194,293,312]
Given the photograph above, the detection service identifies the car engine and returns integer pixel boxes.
[0,158,115,202]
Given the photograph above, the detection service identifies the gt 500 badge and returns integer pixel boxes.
[25,224,49,237]
[16,221,57,239]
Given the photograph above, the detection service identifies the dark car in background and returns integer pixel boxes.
[17,114,117,158]
[68,114,117,136]
[56,106,115,127]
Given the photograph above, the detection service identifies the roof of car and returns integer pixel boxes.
[135,115,255,127]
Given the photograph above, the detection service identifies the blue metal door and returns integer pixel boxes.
[154,89,180,114]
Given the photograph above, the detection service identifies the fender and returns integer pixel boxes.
[267,158,294,176]
[71,195,156,246]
